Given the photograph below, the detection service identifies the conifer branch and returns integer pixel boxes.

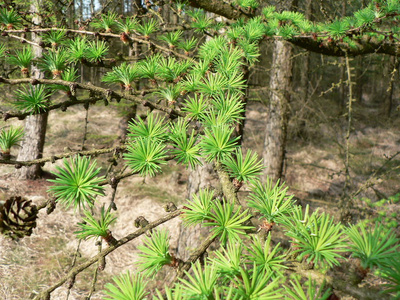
[32,209,182,300]
[0,145,126,166]
[0,77,186,117]
[0,96,103,120]
[3,28,192,60]
[290,36,400,57]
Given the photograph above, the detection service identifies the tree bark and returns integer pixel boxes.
[16,0,48,179]
[262,0,295,183]
[176,159,217,260]
[262,41,292,183]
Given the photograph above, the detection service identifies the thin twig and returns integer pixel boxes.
[0,145,126,166]
[340,53,354,221]
[0,96,103,121]
[81,104,90,151]
[86,241,102,300]
[65,239,82,300]
[32,209,182,300]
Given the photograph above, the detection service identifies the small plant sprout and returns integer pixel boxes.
[103,272,149,300]
[40,48,69,78]
[156,57,192,83]
[138,54,161,84]
[75,206,117,245]
[211,92,246,124]
[137,229,176,277]
[14,84,52,114]
[380,257,400,297]
[201,124,240,162]
[223,148,264,188]
[175,1,186,14]
[347,223,399,275]
[156,85,181,105]
[234,264,282,299]
[67,36,89,63]
[124,138,168,177]
[285,211,347,269]
[50,67,80,94]
[169,118,202,168]
[91,11,118,33]
[179,261,218,298]
[284,276,332,300]
[116,17,139,35]
[246,234,287,278]
[182,188,215,226]
[0,7,20,29]
[102,62,141,91]
[0,126,24,160]
[7,46,33,76]
[86,40,109,63]
[159,30,183,49]
[47,155,105,211]
[43,29,67,48]
[136,19,159,40]
[191,13,213,33]
[127,113,168,141]
[209,241,243,279]
[182,93,210,119]
[204,199,253,245]
[247,179,295,230]
[178,36,198,55]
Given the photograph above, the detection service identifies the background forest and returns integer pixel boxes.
[0,0,399,299]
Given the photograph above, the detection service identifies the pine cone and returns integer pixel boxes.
[0,196,38,239]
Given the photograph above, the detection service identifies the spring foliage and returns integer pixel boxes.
[0,0,400,299]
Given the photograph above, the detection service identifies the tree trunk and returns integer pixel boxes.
[262,0,295,183]
[262,39,293,183]
[16,0,47,179]
[175,159,217,260]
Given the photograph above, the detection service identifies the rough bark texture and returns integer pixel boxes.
[176,159,217,260]
[16,0,48,179]
[174,0,249,20]
[263,39,293,183]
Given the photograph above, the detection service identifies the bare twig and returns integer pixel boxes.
[81,103,90,151]
[340,53,354,221]
[0,145,126,166]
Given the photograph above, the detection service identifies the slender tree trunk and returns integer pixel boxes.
[175,159,217,260]
[262,40,292,183]
[16,0,47,179]
[262,1,295,183]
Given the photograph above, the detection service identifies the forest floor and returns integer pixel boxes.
[0,95,399,299]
